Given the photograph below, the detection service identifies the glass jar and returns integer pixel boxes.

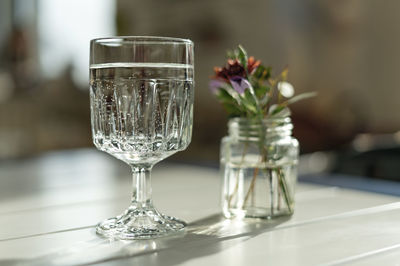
[220,117,299,219]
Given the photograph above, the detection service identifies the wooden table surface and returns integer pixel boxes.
[1,149,400,266]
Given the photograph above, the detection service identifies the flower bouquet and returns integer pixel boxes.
[210,46,315,218]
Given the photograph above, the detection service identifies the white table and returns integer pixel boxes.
[0,149,400,265]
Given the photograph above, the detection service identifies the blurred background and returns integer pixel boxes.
[0,0,400,179]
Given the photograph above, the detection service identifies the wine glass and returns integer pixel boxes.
[89,36,194,239]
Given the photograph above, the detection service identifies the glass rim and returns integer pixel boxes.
[90,36,193,45]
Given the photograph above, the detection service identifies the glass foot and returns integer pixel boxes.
[96,204,186,240]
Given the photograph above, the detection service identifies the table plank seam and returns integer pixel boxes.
[0,196,127,217]
[320,242,400,266]
[0,225,95,242]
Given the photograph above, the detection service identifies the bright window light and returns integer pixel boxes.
[38,0,116,87]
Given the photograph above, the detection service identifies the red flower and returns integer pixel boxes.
[214,59,246,82]
[247,56,261,74]
[214,57,261,82]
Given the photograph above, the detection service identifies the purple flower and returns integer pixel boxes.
[229,76,251,95]
[209,79,226,94]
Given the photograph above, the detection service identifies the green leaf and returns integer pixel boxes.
[253,65,271,80]
[222,102,243,116]
[286,92,317,105]
[280,66,289,81]
[269,104,291,117]
[237,45,248,70]
[226,49,236,60]
[243,89,256,104]
[259,94,270,108]
[273,107,291,118]
[268,104,284,115]
[241,89,258,114]
[217,89,244,116]
[217,88,235,103]
[254,84,269,99]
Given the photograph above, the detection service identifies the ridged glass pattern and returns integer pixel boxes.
[90,63,194,165]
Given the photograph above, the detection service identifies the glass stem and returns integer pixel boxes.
[131,165,153,205]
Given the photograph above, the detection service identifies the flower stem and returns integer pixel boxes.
[227,142,249,208]
[278,179,281,211]
[242,118,267,209]
[243,166,260,207]
[276,167,292,213]
[269,169,274,216]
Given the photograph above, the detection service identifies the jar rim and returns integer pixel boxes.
[227,116,293,140]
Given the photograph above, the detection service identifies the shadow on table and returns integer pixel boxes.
[1,214,291,266]
[109,214,291,266]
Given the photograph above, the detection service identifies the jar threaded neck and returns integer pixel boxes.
[228,117,293,141]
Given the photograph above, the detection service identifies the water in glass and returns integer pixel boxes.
[90,62,194,166]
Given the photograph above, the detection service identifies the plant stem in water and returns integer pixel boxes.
[227,143,249,208]
[243,166,260,207]
[269,169,274,216]
[276,168,292,213]
[278,180,281,211]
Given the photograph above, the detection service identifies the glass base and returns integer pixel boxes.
[96,203,186,240]
[223,207,293,219]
